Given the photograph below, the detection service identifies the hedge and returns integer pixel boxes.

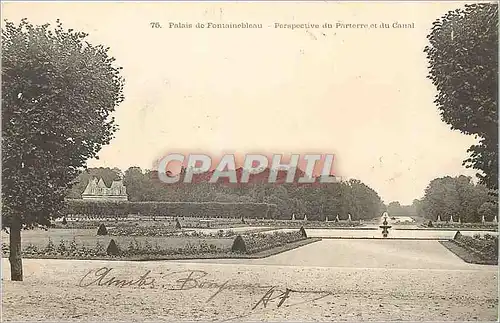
[63,200,278,219]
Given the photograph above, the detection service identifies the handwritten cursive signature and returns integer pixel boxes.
[77,267,332,311]
[78,267,156,289]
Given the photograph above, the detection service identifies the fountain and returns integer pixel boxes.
[437,215,441,222]
[335,214,340,222]
[304,214,308,221]
[450,214,454,223]
[379,214,392,238]
[481,215,486,224]
[494,215,498,223]
[325,215,328,222]
[291,213,296,221]
[347,213,352,222]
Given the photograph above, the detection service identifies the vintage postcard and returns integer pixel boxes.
[1,1,498,322]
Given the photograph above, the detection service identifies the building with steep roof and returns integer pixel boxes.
[82,177,128,201]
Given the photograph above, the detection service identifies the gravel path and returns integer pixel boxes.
[171,239,498,270]
[2,239,498,321]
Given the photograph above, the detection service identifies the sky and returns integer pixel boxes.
[2,1,480,205]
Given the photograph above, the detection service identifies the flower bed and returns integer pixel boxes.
[54,218,248,230]
[245,220,362,228]
[453,232,498,262]
[240,230,306,254]
[2,237,229,259]
[179,229,249,238]
[108,225,178,237]
[53,219,156,230]
[422,222,498,230]
[1,230,312,260]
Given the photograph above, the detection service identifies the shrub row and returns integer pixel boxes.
[454,231,498,261]
[63,200,278,219]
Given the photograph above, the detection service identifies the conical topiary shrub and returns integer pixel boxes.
[299,226,307,238]
[97,223,108,236]
[62,217,68,225]
[231,235,247,253]
[106,239,120,256]
[241,217,246,224]
[175,218,182,230]
[427,220,433,228]
[453,231,462,240]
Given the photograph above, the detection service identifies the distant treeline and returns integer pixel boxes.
[66,168,498,222]
[386,176,497,223]
[66,167,385,220]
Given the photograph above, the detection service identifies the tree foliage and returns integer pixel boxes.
[97,223,108,236]
[299,226,307,238]
[2,18,124,280]
[385,201,419,217]
[478,201,498,220]
[95,166,386,220]
[231,235,247,253]
[420,175,495,222]
[2,19,125,228]
[424,3,498,190]
[106,239,120,256]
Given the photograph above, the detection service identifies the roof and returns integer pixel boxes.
[97,178,107,188]
[82,178,98,195]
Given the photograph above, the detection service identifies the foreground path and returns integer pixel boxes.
[173,239,497,270]
[2,240,498,321]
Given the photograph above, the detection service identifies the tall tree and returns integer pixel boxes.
[424,3,498,191]
[123,167,147,201]
[2,19,124,280]
[420,175,491,222]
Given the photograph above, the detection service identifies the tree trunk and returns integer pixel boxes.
[9,219,23,281]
